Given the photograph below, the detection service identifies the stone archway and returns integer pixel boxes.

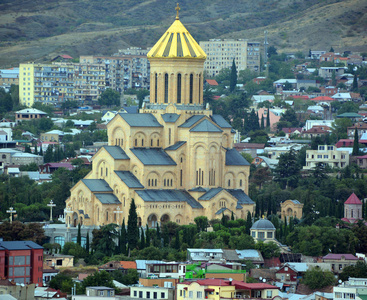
[72,212,78,227]
[160,214,170,224]
[147,214,158,228]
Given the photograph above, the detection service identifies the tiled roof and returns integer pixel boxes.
[165,141,186,151]
[162,113,180,123]
[114,171,144,188]
[82,179,113,192]
[311,96,334,101]
[179,115,205,128]
[205,79,218,86]
[118,113,162,127]
[94,193,121,205]
[131,148,176,165]
[225,148,250,166]
[120,261,137,269]
[345,193,362,205]
[323,253,358,260]
[136,189,203,208]
[190,119,223,132]
[103,146,129,160]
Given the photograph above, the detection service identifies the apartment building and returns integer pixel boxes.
[19,63,74,107]
[304,145,350,170]
[0,68,19,92]
[199,39,260,77]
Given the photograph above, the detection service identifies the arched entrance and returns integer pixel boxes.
[160,214,170,224]
[147,214,158,228]
[72,212,78,227]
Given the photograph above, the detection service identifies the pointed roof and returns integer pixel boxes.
[147,5,206,59]
[345,193,362,205]
[190,119,223,132]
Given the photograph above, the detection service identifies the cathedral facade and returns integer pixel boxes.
[65,6,255,228]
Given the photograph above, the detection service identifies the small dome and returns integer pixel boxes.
[251,219,275,230]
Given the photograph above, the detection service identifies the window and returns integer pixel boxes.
[161,292,165,298]
[164,73,169,103]
[139,291,143,298]
[153,292,157,299]
[267,232,273,238]
[324,155,328,158]
[154,73,157,103]
[177,74,181,103]
[252,231,256,237]
[319,146,325,150]
[258,232,265,239]
[134,291,137,297]
[197,291,202,298]
[317,155,322,158]
[189,291,193,298]
[146,291,150,298]
[189,74,193,103]
[267,291,272,298]
[56,259,62,266]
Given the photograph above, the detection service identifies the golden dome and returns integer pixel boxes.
[147,4,206,60]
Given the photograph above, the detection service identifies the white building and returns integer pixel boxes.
[304,145,349,170]
[334,278,367,300]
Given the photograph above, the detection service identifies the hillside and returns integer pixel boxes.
[0,0,366,67]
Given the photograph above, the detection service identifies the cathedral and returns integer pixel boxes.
[65,5,255,228]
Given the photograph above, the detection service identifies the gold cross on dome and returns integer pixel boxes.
[175,3,180,20]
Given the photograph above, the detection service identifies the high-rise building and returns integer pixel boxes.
[65,6,254,228]
[19,63,74,107]
[199,39,260,78]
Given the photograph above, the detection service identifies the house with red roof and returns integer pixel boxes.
[205,79,219,86]
[311,96,334,102]
[99,260,137,275]
[335,139,354,148]
[301,126,330,139]
[40,162,74,173]
[177,279,279,300]
[341,193,363,224]
[356,154,367,169]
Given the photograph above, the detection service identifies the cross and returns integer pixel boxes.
[113,206,124,225]
[47,200,56,222]
[6,207,16,224]
[175,3,180,20]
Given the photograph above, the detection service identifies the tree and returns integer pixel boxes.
[303,267,336,289]
[340,261,367,281]
[119,219,127,254]
[86,231,90,254]
[273,149,301,189]
[330,47,335,53]
[267,46,277,58]
[91,224,119,257]
[332,70,336,86]
[98,89,120,107]
[81,271,115,294]
[352,74,358,92]
[49,273,74,292]
[139,227,145,249]
[266,108,271,129]
[0,221,45,244]
[352,128,359,156]
[137,89,149,108]
[229,59,237,92]
[194,216,209,232]
[127,199,139,250]
[77,223,81,246]
[331,118,352,140]
[245,211,252,235]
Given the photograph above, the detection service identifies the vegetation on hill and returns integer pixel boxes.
[0,0,366,67]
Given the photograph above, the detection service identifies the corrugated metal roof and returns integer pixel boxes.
[119,113,162,127]
[199,188,223,200]
[211,115,232,128]
[136,260,163,270]
[0,241,43,250]
[179,115,205,128]
[162,113,180,123]
[82,179,113,192]
[103,146,130,160]
[225,149,250,166]
[131,148,176,165]
[236,249,262,260]
[190,119,223,132]
[165,141,186,151]
[95,193,121,205]
[115,171,144,188]
[227,189,255,205]
[136,189,203,208]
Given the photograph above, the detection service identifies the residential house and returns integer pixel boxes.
[234,143,265,158]
[332,92,352,102]
[0,68,19,92]
[322,254,359,274]
[99,261,137,275]
[251,95,275,105]
[44,254,74,269]
[335,139,354,148]
[347,123,367,139]
[43,263,59,285]
[304,145,350,170]
[309,50,326,60]
[139,277,178,288]
[41,163,74,174]
[40,130,64,143]
[0,241,43,285]
[301,126,330,139]
[282,128,303,138]
[131,285,175,300]
[319,67,345,80]
[252,156,278,170]
[187,249,224,262]
[236,249,264,267]
[333,277,367,300]
[145,261,185,279]
[264,144,303,159]
[86,286,115,297]
[0,149,44,173]
[35,286,68,299]
[257,108,282,131]
[319,52,342,63]
[15,108,47,123]
[275,264,298,283]
[177,279,279,300]
[356,154,367,169]
[0,279,35,300]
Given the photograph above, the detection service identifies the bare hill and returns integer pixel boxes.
[0,0,366,67]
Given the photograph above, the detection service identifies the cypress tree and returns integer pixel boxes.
[260,115,265,129]
[145,224,150,247]
[245,211,252,235]
[353,128,359,156]
[34,145,38,155]
[120,219,127,254]
[156,223,161,243]
[231,211,235,221]
[77,223,81,246]
[86,231,90,254]
[127,199,139,250]
[266,108,271,128]
[39,146,43,156]
[162,224,169,247]
[140,227,145,249]
[229,59,237,92]
[174,229,180,250]
[352,74,358,92]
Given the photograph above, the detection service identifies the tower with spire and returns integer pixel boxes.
[65,4,254,228]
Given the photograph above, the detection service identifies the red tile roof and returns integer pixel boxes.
[206,79,219,86]
[120,261,137,269]
[311,96,334,101]
[60,54,73,59]
[323,253,358,260]
[345,193,362,205]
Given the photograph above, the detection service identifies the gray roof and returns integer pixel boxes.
[82,179,113,192]
[162,113,180,123]
[135,260,163,270]
[123,106,138,114]
[115,171,144,188]
[190,119,223,132]
[0,241,43,250]
[165,141,186,151]
[103,146,129,160]
[199,188,223,200]
[291,200,301,204]
[131,148,176,165]
[236,249,263,261]
[118,113,162,127]
[189,187,207,192]
[211,115,232,128]
[227,189,255,205]
[179,115,205,128]
[222,249,240,261]
[226,148,250,166]
[215,207,228,215]
[251,219,276,230]
[95,193,121,204]
[136,189,203,208]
